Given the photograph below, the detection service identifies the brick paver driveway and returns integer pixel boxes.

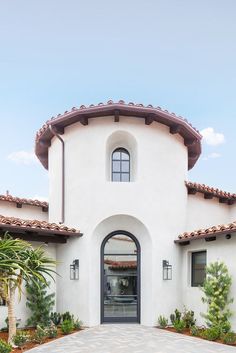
[28,325,236,353]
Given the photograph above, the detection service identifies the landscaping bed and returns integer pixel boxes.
[163,326,236,347]
[0,327,84,352]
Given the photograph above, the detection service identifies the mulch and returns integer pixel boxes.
[164,326,236,347]
[0,328,83,352]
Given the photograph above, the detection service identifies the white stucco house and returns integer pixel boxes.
[0,100,236,329]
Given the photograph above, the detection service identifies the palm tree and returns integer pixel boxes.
[0,234,56,343]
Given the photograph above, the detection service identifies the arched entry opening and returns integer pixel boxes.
[101,230,140,323]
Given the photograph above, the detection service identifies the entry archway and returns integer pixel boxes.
[101,230,140,323]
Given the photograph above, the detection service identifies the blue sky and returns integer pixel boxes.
[0,0,236,199]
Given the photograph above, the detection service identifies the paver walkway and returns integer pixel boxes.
[28,324,236,353]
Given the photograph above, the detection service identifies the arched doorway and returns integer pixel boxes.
[101,230,140,323]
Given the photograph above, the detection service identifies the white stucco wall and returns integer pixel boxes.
[49,116,189,326]
[0,243,56,329]
[181,233,236,330]
[229,204,236,222]
[0,201,48,221]
[186,194,230,232]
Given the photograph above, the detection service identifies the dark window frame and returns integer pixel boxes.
[191,251,207,287]
[112,148,130,182]
[101,230,141,323]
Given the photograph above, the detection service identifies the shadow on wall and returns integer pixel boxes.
[106,131,137,182]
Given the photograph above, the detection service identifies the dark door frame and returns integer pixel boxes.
[101,230,141,323]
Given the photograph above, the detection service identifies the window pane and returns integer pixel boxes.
[121,161,129,172]
[112,173,121,182]
[121,173,130,182]
[113,151,121,160]
[113,161,121,172]
[192,251,206,287]
[121,151,129,160]
[104,235,137,255]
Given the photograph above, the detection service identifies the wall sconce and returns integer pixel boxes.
[163,260,172,280]
[70,259,79,280]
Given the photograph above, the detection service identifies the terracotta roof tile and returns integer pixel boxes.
[0,194,48,209]
[186,181,236,202]
[35,100,202,170]
[104,259,137,269]
[0,215,79,235]
[176,220,236,243]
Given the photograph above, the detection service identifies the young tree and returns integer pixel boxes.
[26,279,55,327]
[201,261,233,332]
[0,234,56,343]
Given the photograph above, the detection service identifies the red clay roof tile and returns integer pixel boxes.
[0,194,48,208]
[186,181,236,202]
[176,221,236,243]
[0,215,79,235]
[35,100,202,170]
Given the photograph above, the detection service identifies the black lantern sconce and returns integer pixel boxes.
[163,260,172,280]
[70,259,79,280]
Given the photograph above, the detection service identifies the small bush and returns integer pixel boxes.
[200,327,220,341]
[221,332,236,345]
[50,312,61,326]
[61,320,74,335]
[73,319,82,330]
[182,309,196,328]
[157,316,168,328]
[190,325,199,336]
[173,319,185,333]
[0,339,12,353]
[33,325,47,344]
[12,330,30,348]
[170,309,181,325]
[46,324,58,338]
[62,311,74,322]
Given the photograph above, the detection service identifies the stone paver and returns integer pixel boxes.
[27,325,236,353]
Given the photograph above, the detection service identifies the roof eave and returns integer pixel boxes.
[35,104,202,170]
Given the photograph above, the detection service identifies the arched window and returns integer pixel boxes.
[112,148,130,182]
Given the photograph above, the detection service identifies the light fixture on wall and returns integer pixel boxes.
[162,260,172,280]
[70,259,79,280]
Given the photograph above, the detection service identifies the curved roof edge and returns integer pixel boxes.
[35,100,202,170]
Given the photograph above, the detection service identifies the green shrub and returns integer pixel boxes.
[61,320,74,335]
[33,325,47,344]
[170,309,181,325]
[0,339,12,353]
[221,331,236,345]
[182,309,196,328]
[50,312,61,326]
[173,319,185,333]
[26,279,55,327]
[200,327,220,341]
[201,261,233,332]
[62,311,74,322]
[12,330,30,348]
[73,319,82,330]
[190,325,199,336]
[46,324,58,339]
[157,315,168,328]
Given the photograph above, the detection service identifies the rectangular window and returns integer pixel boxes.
[0,298,6,306]
[191,251,206,287]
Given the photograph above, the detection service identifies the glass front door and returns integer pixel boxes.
[101,231,140,323]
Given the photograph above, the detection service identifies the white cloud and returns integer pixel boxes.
[7,150,38,165]
[202,152,221,161]
[200,127,225,146]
